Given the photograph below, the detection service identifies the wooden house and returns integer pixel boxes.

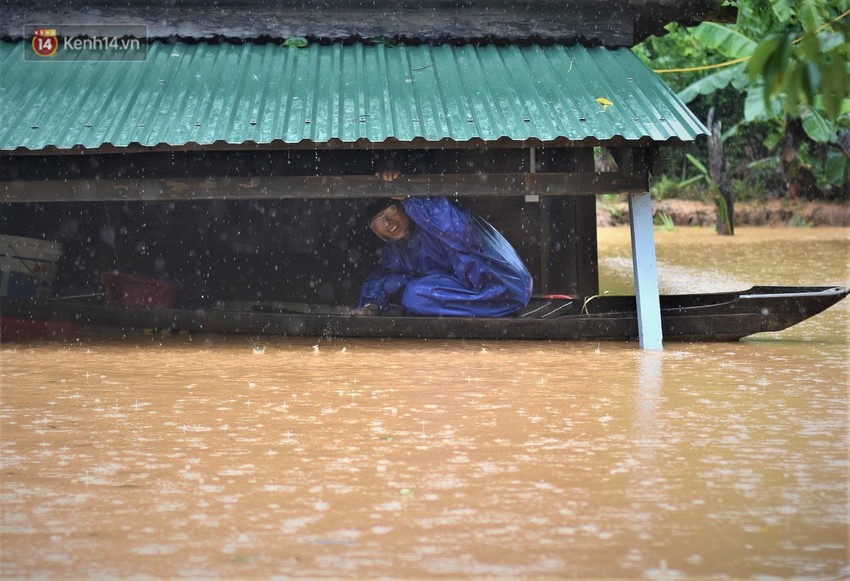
[0,0,734,347]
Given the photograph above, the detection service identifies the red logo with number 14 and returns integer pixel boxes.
[32,29,58,57]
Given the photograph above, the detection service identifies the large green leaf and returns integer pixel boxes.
[685,154,709,176]
[823,149,848,188]
[679,175,705,188]
[746,36,781,81]
[800,107,836,143]
[798,0,824,33]
[744,84,784,121]
[690,22,758,59]
[819,31,847,53]
[747,156,781,170]
[677,63,746,103]
[820,55,848,119]
[721,123,740,142]
[744,89,768,121]
[770,0,792,23]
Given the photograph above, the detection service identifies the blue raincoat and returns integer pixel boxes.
[358,197,533,317]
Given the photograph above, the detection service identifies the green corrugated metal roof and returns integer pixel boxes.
[0,40,706,151]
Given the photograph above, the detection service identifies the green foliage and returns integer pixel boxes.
[684,154,734,234]
[678,64,746,104]
[609,205,623,220]
[693,21,759,58]
[283,36,308,48]
[597,194,625,219]
[673,1,849,141]
[654,212,676,231]
[633,23,715,94]
[789,214,813,227]
[651,175,678,200]
[686,153,708,176]
[731,156,785,200]
[651,174,711,201]
[635,0,850,200]
[745,0,850,123]
[823,148,849,189]
[771,0,793,22]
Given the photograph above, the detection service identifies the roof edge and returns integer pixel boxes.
[3,136,705,157]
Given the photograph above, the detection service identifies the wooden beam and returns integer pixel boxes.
[1,172,648,203]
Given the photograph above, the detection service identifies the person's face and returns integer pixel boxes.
[369,204,410,241]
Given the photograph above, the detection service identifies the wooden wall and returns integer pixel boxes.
[0,146,637,302]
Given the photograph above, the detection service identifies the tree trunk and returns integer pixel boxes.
[707,107,733,235]
[838,129,850,200]
[781,116,805,199]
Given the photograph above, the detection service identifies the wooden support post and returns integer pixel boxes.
[628,191,662,350]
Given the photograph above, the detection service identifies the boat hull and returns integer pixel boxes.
[1,286,847,342]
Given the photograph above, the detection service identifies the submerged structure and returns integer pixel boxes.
[9,0,837,347]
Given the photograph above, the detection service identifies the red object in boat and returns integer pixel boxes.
[100,272,175,308]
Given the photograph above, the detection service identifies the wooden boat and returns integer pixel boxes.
[1,286,847,342]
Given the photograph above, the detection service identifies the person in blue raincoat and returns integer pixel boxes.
[352,178,533,317]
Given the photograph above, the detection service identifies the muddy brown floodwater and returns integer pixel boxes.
[1,227,848,579]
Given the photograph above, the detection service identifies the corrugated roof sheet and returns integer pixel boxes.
[0,40,706,151]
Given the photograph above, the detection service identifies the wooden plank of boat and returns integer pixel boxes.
[1,286,847,342]
[0,317,77,341]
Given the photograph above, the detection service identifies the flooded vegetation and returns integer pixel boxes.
[2,227,848,578]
